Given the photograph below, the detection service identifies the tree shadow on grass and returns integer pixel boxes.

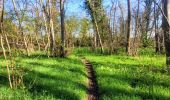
[100,86,170,100]
[24,70,86,100]
[26,60,88,78]
[90,61,170,100]
[98,74,170,99]
[21,56,87,99]
[1,55,88,99]
[0,75,9,87]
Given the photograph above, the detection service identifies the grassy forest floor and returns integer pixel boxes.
[0,48,170,100]
[75,48,170,100]
[0,53,87,100]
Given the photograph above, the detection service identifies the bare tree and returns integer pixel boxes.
[40,0,50,55]
[12,0,31,56]
[12,0,24,35]
[41,0,56,57]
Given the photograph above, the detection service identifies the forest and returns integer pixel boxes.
[0,0,170,100]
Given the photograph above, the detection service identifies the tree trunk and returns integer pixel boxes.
[0,0,4,33]
[40,0,50,56]
[60,0,65,57]
[154,2,159,53]
[162,0,170,69]
[126,0,131,55]
[42,0,56,57]
[48,0,56,57]
[0,35,13,89]
[132,0,140,56]
[86,0,104,54]
[93,15,104,54]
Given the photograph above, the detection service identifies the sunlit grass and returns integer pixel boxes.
[0,54,87,100]
[0,48,170,100]
[76,48,170,100]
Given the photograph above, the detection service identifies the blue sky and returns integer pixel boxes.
[5,0,144,20]
[65,0,88,18]
[65,0,137,19]
[65,0,117,18]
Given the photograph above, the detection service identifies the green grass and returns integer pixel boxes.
[0,53,87,100]
[75,48,170,100]
[0,48,170,100]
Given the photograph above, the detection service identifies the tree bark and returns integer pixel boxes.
[154,2,159,53]
[48,0,56,57]
[0,35,13,89]
[41,0,56,57]
[40,0,50,56]
[93,15,104,54]
[132,0,140,56]
[126,0,131,55]
[0,0,4,33]
[60,0,65,57]
[162,0,170,69]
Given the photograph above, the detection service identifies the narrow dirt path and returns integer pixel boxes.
[81,57,99,100]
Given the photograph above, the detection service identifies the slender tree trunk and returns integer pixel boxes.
[154,3,159,53]
[41,0,56,57]
[132,0,140,56]
[93,15,104,54]
[0,0,4,33]
[48,0,56,57]
[40,0,50,56]
[35,0,41,51]
[12,0,31,56]
[162,0,170,69]
[24,36,29,56]
[93,25,97,49]
[60,0,65,57]
[35,34,40,51]
[0,35,13,89]
[109,3,116,54]
[0,0,13,88]
[126,0,131,55]
[50,17,56,56]
[86,0,104,54]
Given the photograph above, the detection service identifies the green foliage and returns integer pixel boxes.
[80,18,89,36]
[3,19,18,35]
[79,18,91,46]
[66,16,79,34]
[141,34,153,48]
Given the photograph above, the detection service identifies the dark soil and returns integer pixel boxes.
[81,58,99,100]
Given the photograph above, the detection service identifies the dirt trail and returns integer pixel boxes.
[81,57,99,100]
